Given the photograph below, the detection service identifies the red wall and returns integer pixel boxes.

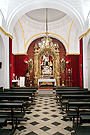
[14,55,28,79]
[79,38,83,88]
[9,38,12,87]
[12,37,80,87]
[66,55,80,87]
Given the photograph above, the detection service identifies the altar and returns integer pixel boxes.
[38,78,56,86]
[34,34,60,87]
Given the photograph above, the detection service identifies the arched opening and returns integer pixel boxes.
[0,36,5,87]
[87,39,90,90]
[26,37,66,87]
[8,1,83,34]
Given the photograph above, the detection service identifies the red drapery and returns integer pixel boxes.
[14,55,28,79]
[9,37,12,87]
[66,55,80,87]
[12,54,15,79]
[79,38,83,88]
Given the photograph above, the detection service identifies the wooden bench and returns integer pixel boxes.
[4,88,37,98]
[0,91,33,98]
[53,87,81,90]
[56,90,89,101]
[80,112,90,124]
[56,88,88,92]
[10,87,38,90]
[0,117,7,127]
[0,102,25,129]
[61,94,90,124]
[61,94,90,110]
[68,101,90,126]
[57,90,89,97]
[56,89,87,97]
[56,90,89,110]
[0,95,30,101]
[0,90,34,101]
[62,94,90,100]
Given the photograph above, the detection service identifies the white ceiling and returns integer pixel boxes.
[26,8,66,22]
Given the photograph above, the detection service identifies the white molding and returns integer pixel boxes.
[26,33,68,53]
[7,0,84,34]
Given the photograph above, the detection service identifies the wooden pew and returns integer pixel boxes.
[10,87,38,90]
[0,95,30,101]
[0,117,7,127]
[0,102,24,129]
[56,90,89,101]
[61,94,90,110]
[53,87,81,90]
[4,88,37,98]
[68,101,90,126]
[62,94,90,100]
[0,91,33,97]
[80,112,90,124]
[56,88,87,92]
[55,88,88,99]
[4,88,36,92]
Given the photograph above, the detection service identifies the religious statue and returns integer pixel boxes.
[43,55,49,66]
[41,55,53,76]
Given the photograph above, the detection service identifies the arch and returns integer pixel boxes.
[7,0,84,34]
[26,33,68,53]
[0,10,5,28]
[0,35,5,87]
[87,39,90,90]
[38,48,56,60]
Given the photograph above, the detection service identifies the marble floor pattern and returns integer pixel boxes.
[2,94,90,135]
[13,95,76,135]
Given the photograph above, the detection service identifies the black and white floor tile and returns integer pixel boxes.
[13,96,75,135]
[2,94,90,135]
[1,94,90,135]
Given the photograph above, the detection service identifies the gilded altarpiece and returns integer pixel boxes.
[34,36,60,87]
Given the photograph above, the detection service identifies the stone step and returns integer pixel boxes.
[38,89,53,95]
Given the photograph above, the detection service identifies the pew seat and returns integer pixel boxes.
[80,112,90,124]
[0,117,7,127]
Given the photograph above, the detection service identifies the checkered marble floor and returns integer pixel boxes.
[13,95,76,135]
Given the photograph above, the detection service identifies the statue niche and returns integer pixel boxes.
[41,54,53,78]
[34,36,60,87]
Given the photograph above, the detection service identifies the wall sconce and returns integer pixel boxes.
[66,60,69,64]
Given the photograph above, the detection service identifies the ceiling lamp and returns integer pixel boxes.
[38,8,58,49]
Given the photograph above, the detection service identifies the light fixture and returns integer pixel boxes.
[38,8,58,49]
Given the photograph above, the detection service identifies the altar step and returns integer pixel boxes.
[38,89,55,96]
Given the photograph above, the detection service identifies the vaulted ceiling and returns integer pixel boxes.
[26,8,66,23]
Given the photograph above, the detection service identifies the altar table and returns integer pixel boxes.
[12,80,18,87]
[38,78,56,86]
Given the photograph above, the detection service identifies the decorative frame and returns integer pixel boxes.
[34,36,61,87]
[28,59,33,73]
[61,58,65,73]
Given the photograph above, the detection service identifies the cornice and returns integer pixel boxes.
[66,53,79,55]
[14,53,28,55]
[0,27,13,39]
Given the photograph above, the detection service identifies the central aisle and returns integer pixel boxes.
[14,95,75,135]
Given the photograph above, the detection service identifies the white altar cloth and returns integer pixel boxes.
[12,80,18,83]
[38,78,56,86]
